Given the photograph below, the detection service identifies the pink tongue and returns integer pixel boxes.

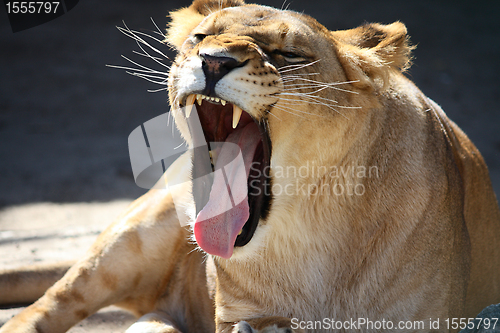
[194,123,261,259]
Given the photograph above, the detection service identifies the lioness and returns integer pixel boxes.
[1,0,500,332]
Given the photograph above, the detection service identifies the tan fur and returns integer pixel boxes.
[1,0,500,332]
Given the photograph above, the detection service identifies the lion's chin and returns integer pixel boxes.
[183,93,272,258]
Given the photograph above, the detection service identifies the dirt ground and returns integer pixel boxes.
[1,0,499,331]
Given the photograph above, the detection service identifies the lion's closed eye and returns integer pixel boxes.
[272,50,307,63]
[194,33,209,42]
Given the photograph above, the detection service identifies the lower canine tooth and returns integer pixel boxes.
[232,105,243,129]
[185,94,196,118]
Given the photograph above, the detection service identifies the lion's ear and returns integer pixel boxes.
[166,0,245,50]
[332,22,413,90]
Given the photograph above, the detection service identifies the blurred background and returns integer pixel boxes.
[0,0,499,330]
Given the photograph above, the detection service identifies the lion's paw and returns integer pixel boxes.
[233,321,293,333]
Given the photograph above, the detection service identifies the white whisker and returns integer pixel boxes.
[292,95,358,109]
[274,101,331,118]
[127,71,169,85]
[148,87,170,93]
[150,17,166,39]
[117,23,171,72]
[278,59,321,73]
[281,86,330,95]
[133,38,171,70]
[119,55,157,71]
[280,78,359,94]
[271,105,307,119]
[282,82,349,88]
[327,104,361,109]
[283,73,320,78]
[117,23,169,56]
[132,50,165,62]
[276,96,350,120]
[287,93,361,110]
[280,92,338,104]
[119,55,166,74]
[281,78,358,87]
[106,63,168,76]
[110,21,176,91]
[265,109,282,121]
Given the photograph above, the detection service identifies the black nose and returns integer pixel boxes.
[200,54,246,96]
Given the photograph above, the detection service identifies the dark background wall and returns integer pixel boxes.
[1,0,499,208]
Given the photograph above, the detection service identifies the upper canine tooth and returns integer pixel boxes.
[233,105,243,129]
[196,94,203,105]
[209,150,218,165]
[185,94,196,118]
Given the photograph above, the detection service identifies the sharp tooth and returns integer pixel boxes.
[221,100,226,106]
[196,94,203,105]
[215,97,220,103]
[185,94,196,118]
[238,229,242,235]
[232,105,243,129]
[209,150,218,165]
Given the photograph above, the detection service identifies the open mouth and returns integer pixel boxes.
[182,94,271,258]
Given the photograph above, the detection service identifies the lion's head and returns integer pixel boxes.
[166,0,413,259]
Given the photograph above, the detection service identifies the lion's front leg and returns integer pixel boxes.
[0,188,196,333]
[221,317,305,333]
